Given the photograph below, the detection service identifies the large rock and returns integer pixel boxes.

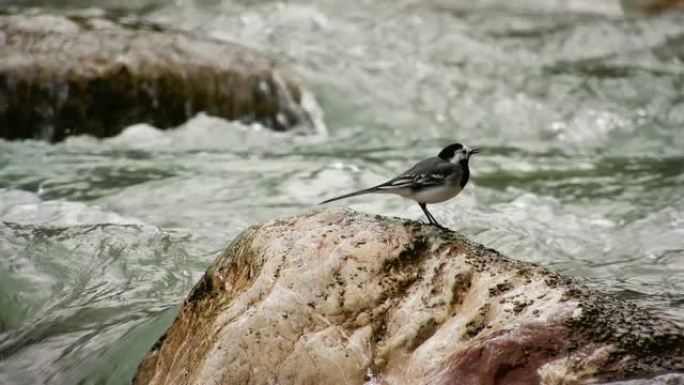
[0,11,323,142]
[133,209,683,385]
[622,0,684,13]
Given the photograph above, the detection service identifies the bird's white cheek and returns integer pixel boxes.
[450,153,467,164]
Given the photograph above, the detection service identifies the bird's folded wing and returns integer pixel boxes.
[378,172,446,189]
[375,157,458,190]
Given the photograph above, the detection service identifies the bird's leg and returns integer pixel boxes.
[419,203,446,229]
[418,203,434,225]
[419,203,440,226]
[427,210,445,229]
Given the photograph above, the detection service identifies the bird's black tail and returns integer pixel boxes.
[319,187,381,204]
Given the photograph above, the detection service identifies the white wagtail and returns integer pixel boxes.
[321,143,479,228]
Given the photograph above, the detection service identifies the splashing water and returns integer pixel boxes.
[1,1,683,384]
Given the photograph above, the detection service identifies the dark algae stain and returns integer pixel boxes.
[150,332,168,352]
[187,274,214,307]
[489,281,513,297]
[565,291,684,377]
[465,320,486,338]
[409,318,439,350]
[381,236,429,274]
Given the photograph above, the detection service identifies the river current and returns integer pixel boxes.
[1,1,683,384]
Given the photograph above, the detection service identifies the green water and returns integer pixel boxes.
[1,1,684,384]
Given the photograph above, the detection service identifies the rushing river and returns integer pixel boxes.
[1,1,684,384]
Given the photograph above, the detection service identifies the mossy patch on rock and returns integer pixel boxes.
[565,294,684,379]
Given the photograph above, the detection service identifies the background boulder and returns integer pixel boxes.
[0,11,322,142]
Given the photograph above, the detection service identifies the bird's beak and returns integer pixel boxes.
[470,148,481,155]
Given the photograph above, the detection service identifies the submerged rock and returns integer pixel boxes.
[133,208,683,385]
[0,11,323,142]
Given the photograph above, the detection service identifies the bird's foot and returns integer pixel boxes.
[431,222,450,231]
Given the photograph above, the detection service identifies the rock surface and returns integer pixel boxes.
[622,0,684,13]
[134,208,684,385]
[0,11,322,142]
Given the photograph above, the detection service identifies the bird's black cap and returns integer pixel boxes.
[437,143,464,160]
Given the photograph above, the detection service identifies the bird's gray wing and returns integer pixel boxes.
[320,157,460,204]
[376,157,459,190]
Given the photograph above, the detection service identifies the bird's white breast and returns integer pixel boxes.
[402,185,463,204]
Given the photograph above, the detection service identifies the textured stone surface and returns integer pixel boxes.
[596,373,684,385]
[622,0,684,13]
[0,11,322,142]
[134,208,684,385]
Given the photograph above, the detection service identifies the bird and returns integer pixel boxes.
[320,143,479,228]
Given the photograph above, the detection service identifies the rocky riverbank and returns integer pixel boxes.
[133,208,683,385]
[0,11,323,142]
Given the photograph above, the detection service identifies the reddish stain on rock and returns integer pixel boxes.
[440,321,569,385]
